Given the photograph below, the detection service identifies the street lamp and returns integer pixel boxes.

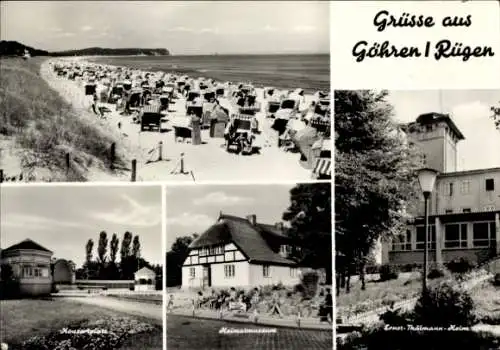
[417,168,438,293]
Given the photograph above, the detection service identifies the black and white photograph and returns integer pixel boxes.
[0,1,330,183]
[335,89,500,348]
[165,183,333,349]
[0,185,163,349]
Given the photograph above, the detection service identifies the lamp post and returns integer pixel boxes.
[417,168,438,293]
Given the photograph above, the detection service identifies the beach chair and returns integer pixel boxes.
[140,104,162,132]
[226,115,254,155]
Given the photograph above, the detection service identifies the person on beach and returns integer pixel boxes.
[189,110,202,145]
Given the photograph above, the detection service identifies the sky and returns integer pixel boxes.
[0,185,162,267]
[165,184,298,250]
[386,90,500,171]
[0,1,329,55]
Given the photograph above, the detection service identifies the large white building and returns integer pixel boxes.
[382,112,500,266]
[181,213,301,289]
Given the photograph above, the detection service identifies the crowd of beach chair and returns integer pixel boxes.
[49,60,332,179]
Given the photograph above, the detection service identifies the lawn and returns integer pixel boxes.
[0,298,162,349]
[167,315,332,350]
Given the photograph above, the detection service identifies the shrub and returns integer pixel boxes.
[427,268,446,279]
[293,283,305,295]
[400,263,419,273]
[447,257,476,274]
[493,273,500,287]
[365,265,380,275]
[300,271,319,299]
[414,280,476,327]
[379,264,399,281]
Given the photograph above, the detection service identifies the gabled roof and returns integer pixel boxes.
[2,239,52,254]
[135,267,156,276]
[189,214,296,266]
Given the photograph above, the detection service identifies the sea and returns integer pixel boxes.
[88,54,330,94]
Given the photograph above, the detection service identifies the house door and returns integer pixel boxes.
[202,265,211,288]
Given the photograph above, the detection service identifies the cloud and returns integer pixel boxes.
[199,27,219,34]
[167,212,213,228]
[81,25,93,32]
[54,32,75,38]
[452,101,492,122]
[263,25,279,32]
[2,214,89,230]
[164,26,194,33]
[292,25,316,33]
[192,192,254,206]
[89,194,161,228]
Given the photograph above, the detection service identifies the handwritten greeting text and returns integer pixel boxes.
[352,10,495,62]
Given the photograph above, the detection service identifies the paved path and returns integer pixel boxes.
[168,308,332,331]
[62,296,162,325]
[167,314,333,350]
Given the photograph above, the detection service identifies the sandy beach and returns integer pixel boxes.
[41,58,329,182]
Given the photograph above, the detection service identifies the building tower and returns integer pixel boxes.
[404,113,465,174]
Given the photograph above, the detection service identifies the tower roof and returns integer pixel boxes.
[407,112,465,140]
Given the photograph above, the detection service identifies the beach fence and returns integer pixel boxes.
[38,140,196,182]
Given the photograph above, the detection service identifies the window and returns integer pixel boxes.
[263,265,270,277]
[484,205,496,212]
[224,264,235,278]
[290,268,297,277]
[463,208,471,213]
[416,225,436,250]
[445,209,453,214]
[444,223,468,248]
[280,245,292,255]
[392,230,412,251]
[461,181,471,194]
[22,266,33,278]
[189,267,195,278]
[473,222,495,247]
[446,183,454,196]
[486,179,495,191]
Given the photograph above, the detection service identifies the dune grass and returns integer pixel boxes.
[0,57,123,181]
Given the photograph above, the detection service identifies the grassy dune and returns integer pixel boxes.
[0,57,122,181]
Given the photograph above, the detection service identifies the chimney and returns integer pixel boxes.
[246,214,257,225]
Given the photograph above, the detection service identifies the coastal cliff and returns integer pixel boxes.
[0,41,170,57]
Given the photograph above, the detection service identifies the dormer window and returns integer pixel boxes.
[280,245,292,257]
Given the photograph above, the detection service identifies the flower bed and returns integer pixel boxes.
[20,316,155,349]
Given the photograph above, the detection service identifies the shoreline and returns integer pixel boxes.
[85,55,330,94]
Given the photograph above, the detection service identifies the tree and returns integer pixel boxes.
[132,235,141,259]
[96,231,108,279]
[166,235,196,287]
[97,231,108,264]
[335,90,423,294]
[282,183,332,284]
[120,231,134,279]
[491,102,500,130]
[120,231,132,261]
[85,239,94,265]
[110,233,119,263]
[107,233,120,280]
